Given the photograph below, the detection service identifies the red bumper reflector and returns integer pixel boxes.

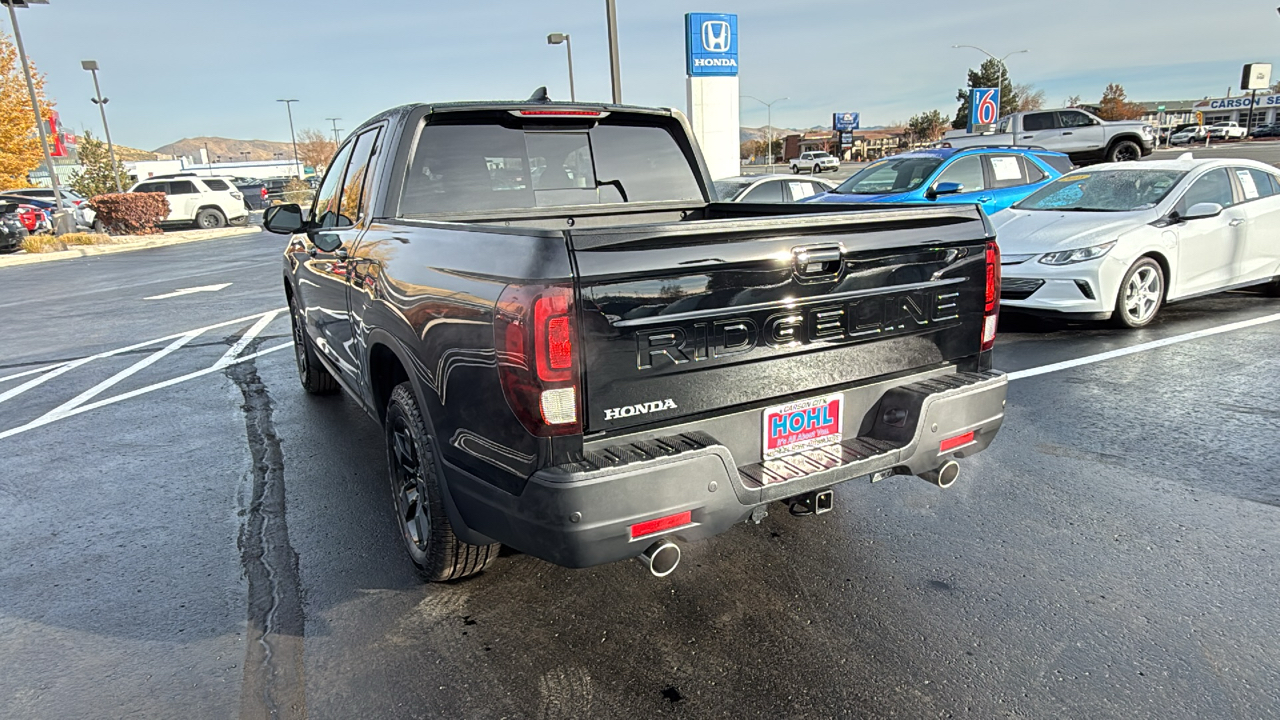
[940,431,975,453]
[630,510,692,540]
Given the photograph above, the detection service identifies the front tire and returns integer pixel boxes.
[289,298,339,394]
[791,165,799,174]
[385,383,500,582]
[1112,257,1164,328]
[812,164,822,174]
[195,208,226,229]
[1107,140,1142,163]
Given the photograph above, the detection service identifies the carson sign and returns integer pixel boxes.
[686,13,738,76]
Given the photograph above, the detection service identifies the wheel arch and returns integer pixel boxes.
[1138,250,1172,301]
[1105,133,1144,153]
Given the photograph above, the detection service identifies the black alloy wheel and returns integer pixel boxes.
[1109,140,1141,163]
[288,299,338,394]
[384,382,499,582]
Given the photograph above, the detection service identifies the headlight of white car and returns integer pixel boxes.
[1141,125,1154,137]
[1038,241,1117,265]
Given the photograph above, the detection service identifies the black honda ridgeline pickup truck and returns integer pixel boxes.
[264,97,1008,581]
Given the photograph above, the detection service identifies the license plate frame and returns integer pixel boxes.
[762,392,843,460]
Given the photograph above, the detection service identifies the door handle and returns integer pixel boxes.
[978,196,994,203]
[1062,131,1073,136]
[1229,218,1245,227]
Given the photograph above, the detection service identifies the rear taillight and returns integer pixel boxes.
[495,284,581,436]
[260,187,268,199]
[982,240,1000,351]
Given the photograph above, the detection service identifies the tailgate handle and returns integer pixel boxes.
[794,245,843,276]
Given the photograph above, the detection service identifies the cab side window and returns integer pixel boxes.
[934,155,986,193]
[312,142,356,230]
[337,129,382,227]
[1057,111,1095,128]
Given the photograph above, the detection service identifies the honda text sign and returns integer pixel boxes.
[686,13,738,76]
[833,112,860,131]
[968,87,1001,133]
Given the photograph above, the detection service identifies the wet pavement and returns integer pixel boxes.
[2,232,1279,718]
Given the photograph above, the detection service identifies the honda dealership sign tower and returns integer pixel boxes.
[685,13,738,179]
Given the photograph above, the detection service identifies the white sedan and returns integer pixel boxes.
[991,155,1280,328]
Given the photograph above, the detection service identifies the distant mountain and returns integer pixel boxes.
[151,137,295,162]
[112,144,159,162]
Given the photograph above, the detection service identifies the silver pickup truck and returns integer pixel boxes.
[944,108,1155,164]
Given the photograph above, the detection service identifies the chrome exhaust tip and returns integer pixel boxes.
[639,540,681,578]
[920,460,960,489]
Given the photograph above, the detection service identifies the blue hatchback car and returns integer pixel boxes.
[803,147,1072,215]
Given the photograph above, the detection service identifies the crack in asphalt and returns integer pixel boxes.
[226,351,307,720]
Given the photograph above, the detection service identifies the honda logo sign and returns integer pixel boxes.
[686,13,738,77]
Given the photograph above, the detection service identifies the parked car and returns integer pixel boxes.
[232,177,269,210]
[127,175,248,229]
[1207,122,1247,140]
[261,177,294,201]
[1170,126,1209,145]
[803,147,1070,215]
[788,151,840,174]
[0,202,29,253]
[0,187,96,230]
[262,97,1008,581]
[0,195,52,233]
[714,174,835,202]
[991,155,1280,328]
[944,108,1155,164]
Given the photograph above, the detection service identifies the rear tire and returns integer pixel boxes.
[289,298,339,394]
[385,382,500,582]
[195,208,226,229]
[1262,277,1280,297]
[1112,257,1164,328]
[1107,139,1142,163]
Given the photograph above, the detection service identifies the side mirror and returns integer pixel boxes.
[263,203,306,234]
[1182,202,1223,221]
[928,182,965,198]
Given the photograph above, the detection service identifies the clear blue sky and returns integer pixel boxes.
[5,0,1279,150]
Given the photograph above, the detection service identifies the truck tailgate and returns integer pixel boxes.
[569,205,994,434]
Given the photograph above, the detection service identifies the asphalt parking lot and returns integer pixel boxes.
[3,213,1280,718]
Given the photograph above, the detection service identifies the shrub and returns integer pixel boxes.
[89,192,170,235]
[21,232,116,253]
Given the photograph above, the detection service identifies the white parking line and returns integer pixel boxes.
[0,363,68,384]
[43,331,203,420]
[1008,311,1280,381]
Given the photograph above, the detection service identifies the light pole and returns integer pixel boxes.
[547,33,576,101]
[605,0,622,103]
[277,99,302,179]
[952,45,1028,118]
[4,0,70,234]
[81,60,122,193]
[742,96,787,173]
[325,117,342,144]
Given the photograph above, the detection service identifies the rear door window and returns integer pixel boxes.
[1022,113,1057,132]
[134,182,167,194]
[1235,168,1278,201]
[986,154,1028,189]
[400,118,704,215]
[168,181,198,195]
[1033,153,1074,174]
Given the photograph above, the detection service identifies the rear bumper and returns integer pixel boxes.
[443,369,1007,568]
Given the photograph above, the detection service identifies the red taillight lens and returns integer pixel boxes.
[260,187,268,199]
[982,240,1000,351]
[495,284,580,437]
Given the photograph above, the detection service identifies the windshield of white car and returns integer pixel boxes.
[830,157,943,194]
[810,152,832,158]
[1015,169,1186,212]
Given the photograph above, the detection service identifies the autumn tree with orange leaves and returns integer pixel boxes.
[296,128,338,175]
[0,30,55,189]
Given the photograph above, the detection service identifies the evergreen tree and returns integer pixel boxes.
[69,130,130,198]
[953,58,1021,129]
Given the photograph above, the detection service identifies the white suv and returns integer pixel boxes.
[128,175,248,229]
[789,151,840,174]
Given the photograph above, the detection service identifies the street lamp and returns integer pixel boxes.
[952,45,1029,117]
[81,60,122,193]
[741,96,787,173]
[325,117,342,144]
[3,0,71,234]
[547,33,576,102]
[605,0,621,103]
[277,99,302,179]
